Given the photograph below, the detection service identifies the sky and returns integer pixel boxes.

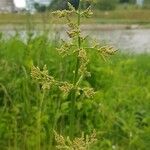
[14,0,26,8]
[14,0,52,8]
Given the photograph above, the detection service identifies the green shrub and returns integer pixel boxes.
[95,0,118,10]
[143,0,150,9]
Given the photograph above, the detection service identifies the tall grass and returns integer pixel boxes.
[0,32,150,149]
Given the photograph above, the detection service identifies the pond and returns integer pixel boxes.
[0,24,150,53]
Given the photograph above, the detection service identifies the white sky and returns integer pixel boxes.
[14,0,26,8]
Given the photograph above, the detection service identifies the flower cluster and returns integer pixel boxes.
[31,65,95,98]
[51,2,96,99]
[31,65,55,90]
[54,130,97,150]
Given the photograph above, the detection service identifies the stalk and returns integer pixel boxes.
[69,3,81,139]
[14,119,18,150]
[74,6,81,85]
[37,90,45,150]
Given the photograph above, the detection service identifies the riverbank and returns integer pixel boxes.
[0,9,150,26]
[0,23,150,32]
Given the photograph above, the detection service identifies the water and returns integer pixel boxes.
[0,25,150,53]
[86,29,150,53]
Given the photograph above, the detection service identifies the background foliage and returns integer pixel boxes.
[0,32,149,149]
[34,0,150,11]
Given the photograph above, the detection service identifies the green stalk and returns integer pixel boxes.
[14,118,18,150]
[74,5,81,84]
[69,4,81,139]
[37,90,45,150]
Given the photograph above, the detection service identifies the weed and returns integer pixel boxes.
[31,1,116,149]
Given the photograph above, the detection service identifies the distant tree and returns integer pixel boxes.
[48,0,91,10]
[129,0,136,3]
[48,0,67,10]
[34,2,40,10]
[144,0,150,4]
[34,2,47,12]
[143,0,150,9]
[120,0,129,3]
[119,0,136,3]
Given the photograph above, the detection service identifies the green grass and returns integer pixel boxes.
[0,33,150,149]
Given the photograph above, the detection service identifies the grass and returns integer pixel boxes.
[0,8,150,25]
[0,32,150,149]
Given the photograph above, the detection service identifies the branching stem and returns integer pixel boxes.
[69,4,81,139]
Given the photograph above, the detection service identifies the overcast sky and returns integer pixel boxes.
[14,0,26,8]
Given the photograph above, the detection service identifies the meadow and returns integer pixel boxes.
[0,31,150,149]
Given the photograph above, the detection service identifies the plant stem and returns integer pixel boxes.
[69,5,81,139]
[37,90,45,150]
[14,118,18,150]
[73,8,81,85]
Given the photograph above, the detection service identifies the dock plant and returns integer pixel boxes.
[31,0,117,149]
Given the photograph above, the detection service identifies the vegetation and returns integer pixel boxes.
[34,3,47,13]
[0,31,150,150]
[0,8,150,25]
[0,0,150,25]
[41,0,150,11]
[95,0,118,10]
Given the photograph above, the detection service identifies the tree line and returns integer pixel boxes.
[34,0,150,12]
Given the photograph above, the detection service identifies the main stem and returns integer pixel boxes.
[70,7,81,139]
[37,91,45,150]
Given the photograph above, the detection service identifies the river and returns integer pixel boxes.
[0,24,150,53]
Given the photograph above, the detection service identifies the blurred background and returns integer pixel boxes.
[0,0,150,52]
